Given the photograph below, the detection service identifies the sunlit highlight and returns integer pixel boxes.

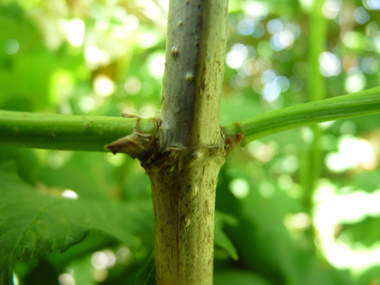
[93,75,115,97]
[12,273,19,285]
[319,52,342,77]
[229,178,249,199]
[342,31,362,49]
[123,14,139,31]
[280,155,299,174]
[299,0,315,11]
[92,250,116,270]
[67,19,85,47]
[139,105,157,118]
[85,46,110,70]
[322,0,341,19]
[107,153,126,166]
[345,72,366,93]
[58,273,75,285]
[242,2,269,19]
[314,180,380,271]
[285,212,311,230]
[325,136,377,172]
[248,140,275,162]
[260,70,289,102]
[61,189,78,199]
[158,0,169,11]
[137,32,160,48]
[136,0,166,26]
[226,44,249,69]
[78,96,95,113]
[364,0,380,10]
[148,52,166,78]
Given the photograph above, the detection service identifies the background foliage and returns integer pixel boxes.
[1,0,380,284]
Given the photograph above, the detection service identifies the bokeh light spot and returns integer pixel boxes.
[323,0,341,19]
[58,273,75,285]
[61,189,78,199]
[67,19,85,47]
[345,72,366,93]
[325,136,377,172]
[229,178,249,199]
[354,7,370,24]
[148,52,166,78]
[124,76,142,95]
[267,19,283,35]
[3,39,19,55]
[364,0,380,10]
[93,75,115,97]
[319,52,342,77]
[226,44,249,69]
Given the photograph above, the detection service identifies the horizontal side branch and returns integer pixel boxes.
[223,86,380,144]
[0,111,156,152]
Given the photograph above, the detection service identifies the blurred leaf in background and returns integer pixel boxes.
[1,0,380,284]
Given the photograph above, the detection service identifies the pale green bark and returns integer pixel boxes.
[142,0,229,284]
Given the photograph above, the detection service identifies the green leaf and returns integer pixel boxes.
[350,171,380,193]
[0,161,153,285]
[135,251,156,285]
[214,269,271,285]
[339,217,380,247]
[214,211,239,260]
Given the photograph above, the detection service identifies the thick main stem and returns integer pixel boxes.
[159,0,228,149]
[142,0,228,284]
[144,148,224,284]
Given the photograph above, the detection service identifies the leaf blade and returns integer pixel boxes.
[0,161,152,285]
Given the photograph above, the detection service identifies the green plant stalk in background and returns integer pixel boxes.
[300,0,327,246]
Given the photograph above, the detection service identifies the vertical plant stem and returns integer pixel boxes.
[300,0,327,245]
[142,0,229,284]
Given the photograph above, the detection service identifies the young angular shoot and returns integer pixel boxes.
[223,86,380,144]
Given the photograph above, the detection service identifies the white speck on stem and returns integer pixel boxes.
[186,71,194,82]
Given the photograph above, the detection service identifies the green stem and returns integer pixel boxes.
[222,86,380,143]
[309,0,326,103]
[0,111,156,152]
[300,0,326,244]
